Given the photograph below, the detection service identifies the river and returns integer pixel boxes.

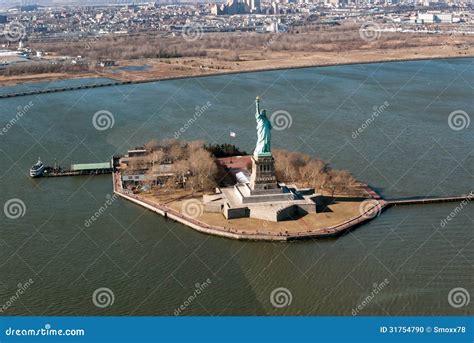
[0,58,472,315]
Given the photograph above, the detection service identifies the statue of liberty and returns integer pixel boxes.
[254,96,272,157]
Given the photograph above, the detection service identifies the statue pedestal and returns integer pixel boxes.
[249,155,279,192]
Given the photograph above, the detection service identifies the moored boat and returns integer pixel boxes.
[29,158,45,177]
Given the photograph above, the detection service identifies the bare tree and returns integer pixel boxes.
[144,139,160,152]
[189,148,218,192]
[273,149,359,196]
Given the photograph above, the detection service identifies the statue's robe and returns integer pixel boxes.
[254,110,272,156]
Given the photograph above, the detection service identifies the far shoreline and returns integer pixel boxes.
[1,54,473,91]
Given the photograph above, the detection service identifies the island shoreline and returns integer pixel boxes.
[113,171,388,241]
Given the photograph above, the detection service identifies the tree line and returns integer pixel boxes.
[127,139,363,197]
[273,149,363,196]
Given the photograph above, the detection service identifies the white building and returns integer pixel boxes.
[417,13,434,23]
[414,12,453,24]
[435,13,453,23]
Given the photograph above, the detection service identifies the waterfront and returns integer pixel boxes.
[0,58,472,315]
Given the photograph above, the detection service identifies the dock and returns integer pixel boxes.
[387,195,473,206]
[0,81,124,99]
[36,161,112,178]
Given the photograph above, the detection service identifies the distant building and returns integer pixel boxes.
[247,0,261,12]
[97,60,116,67]
[271,2,279,14]
[127,148,147,158]
[417,13,434,23]
[0,15,7,24]
[435,13,453,23]
[213,0,260,15]
[414,12,453,24]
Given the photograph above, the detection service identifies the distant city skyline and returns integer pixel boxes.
[1,0,473,6]
[0,0,220,7]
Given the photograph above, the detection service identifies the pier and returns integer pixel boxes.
[35,161,112,178]
[0,81,125,99]
[387,195,472,206]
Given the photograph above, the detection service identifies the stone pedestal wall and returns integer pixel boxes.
[249,155,278,191]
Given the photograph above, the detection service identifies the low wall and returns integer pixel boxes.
[204,202,223,213]
[297,203,317,214]
[225,205,249,220]
[249,204,279,221]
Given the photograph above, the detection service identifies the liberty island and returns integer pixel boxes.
[108,95,470,241]
[111,96,388,240]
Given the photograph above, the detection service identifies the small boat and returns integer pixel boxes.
[29,158,45,177]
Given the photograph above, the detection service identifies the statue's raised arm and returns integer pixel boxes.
[255,96,261,117]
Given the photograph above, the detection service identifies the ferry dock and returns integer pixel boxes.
[31,160,113,178]
[386,195,472,206]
